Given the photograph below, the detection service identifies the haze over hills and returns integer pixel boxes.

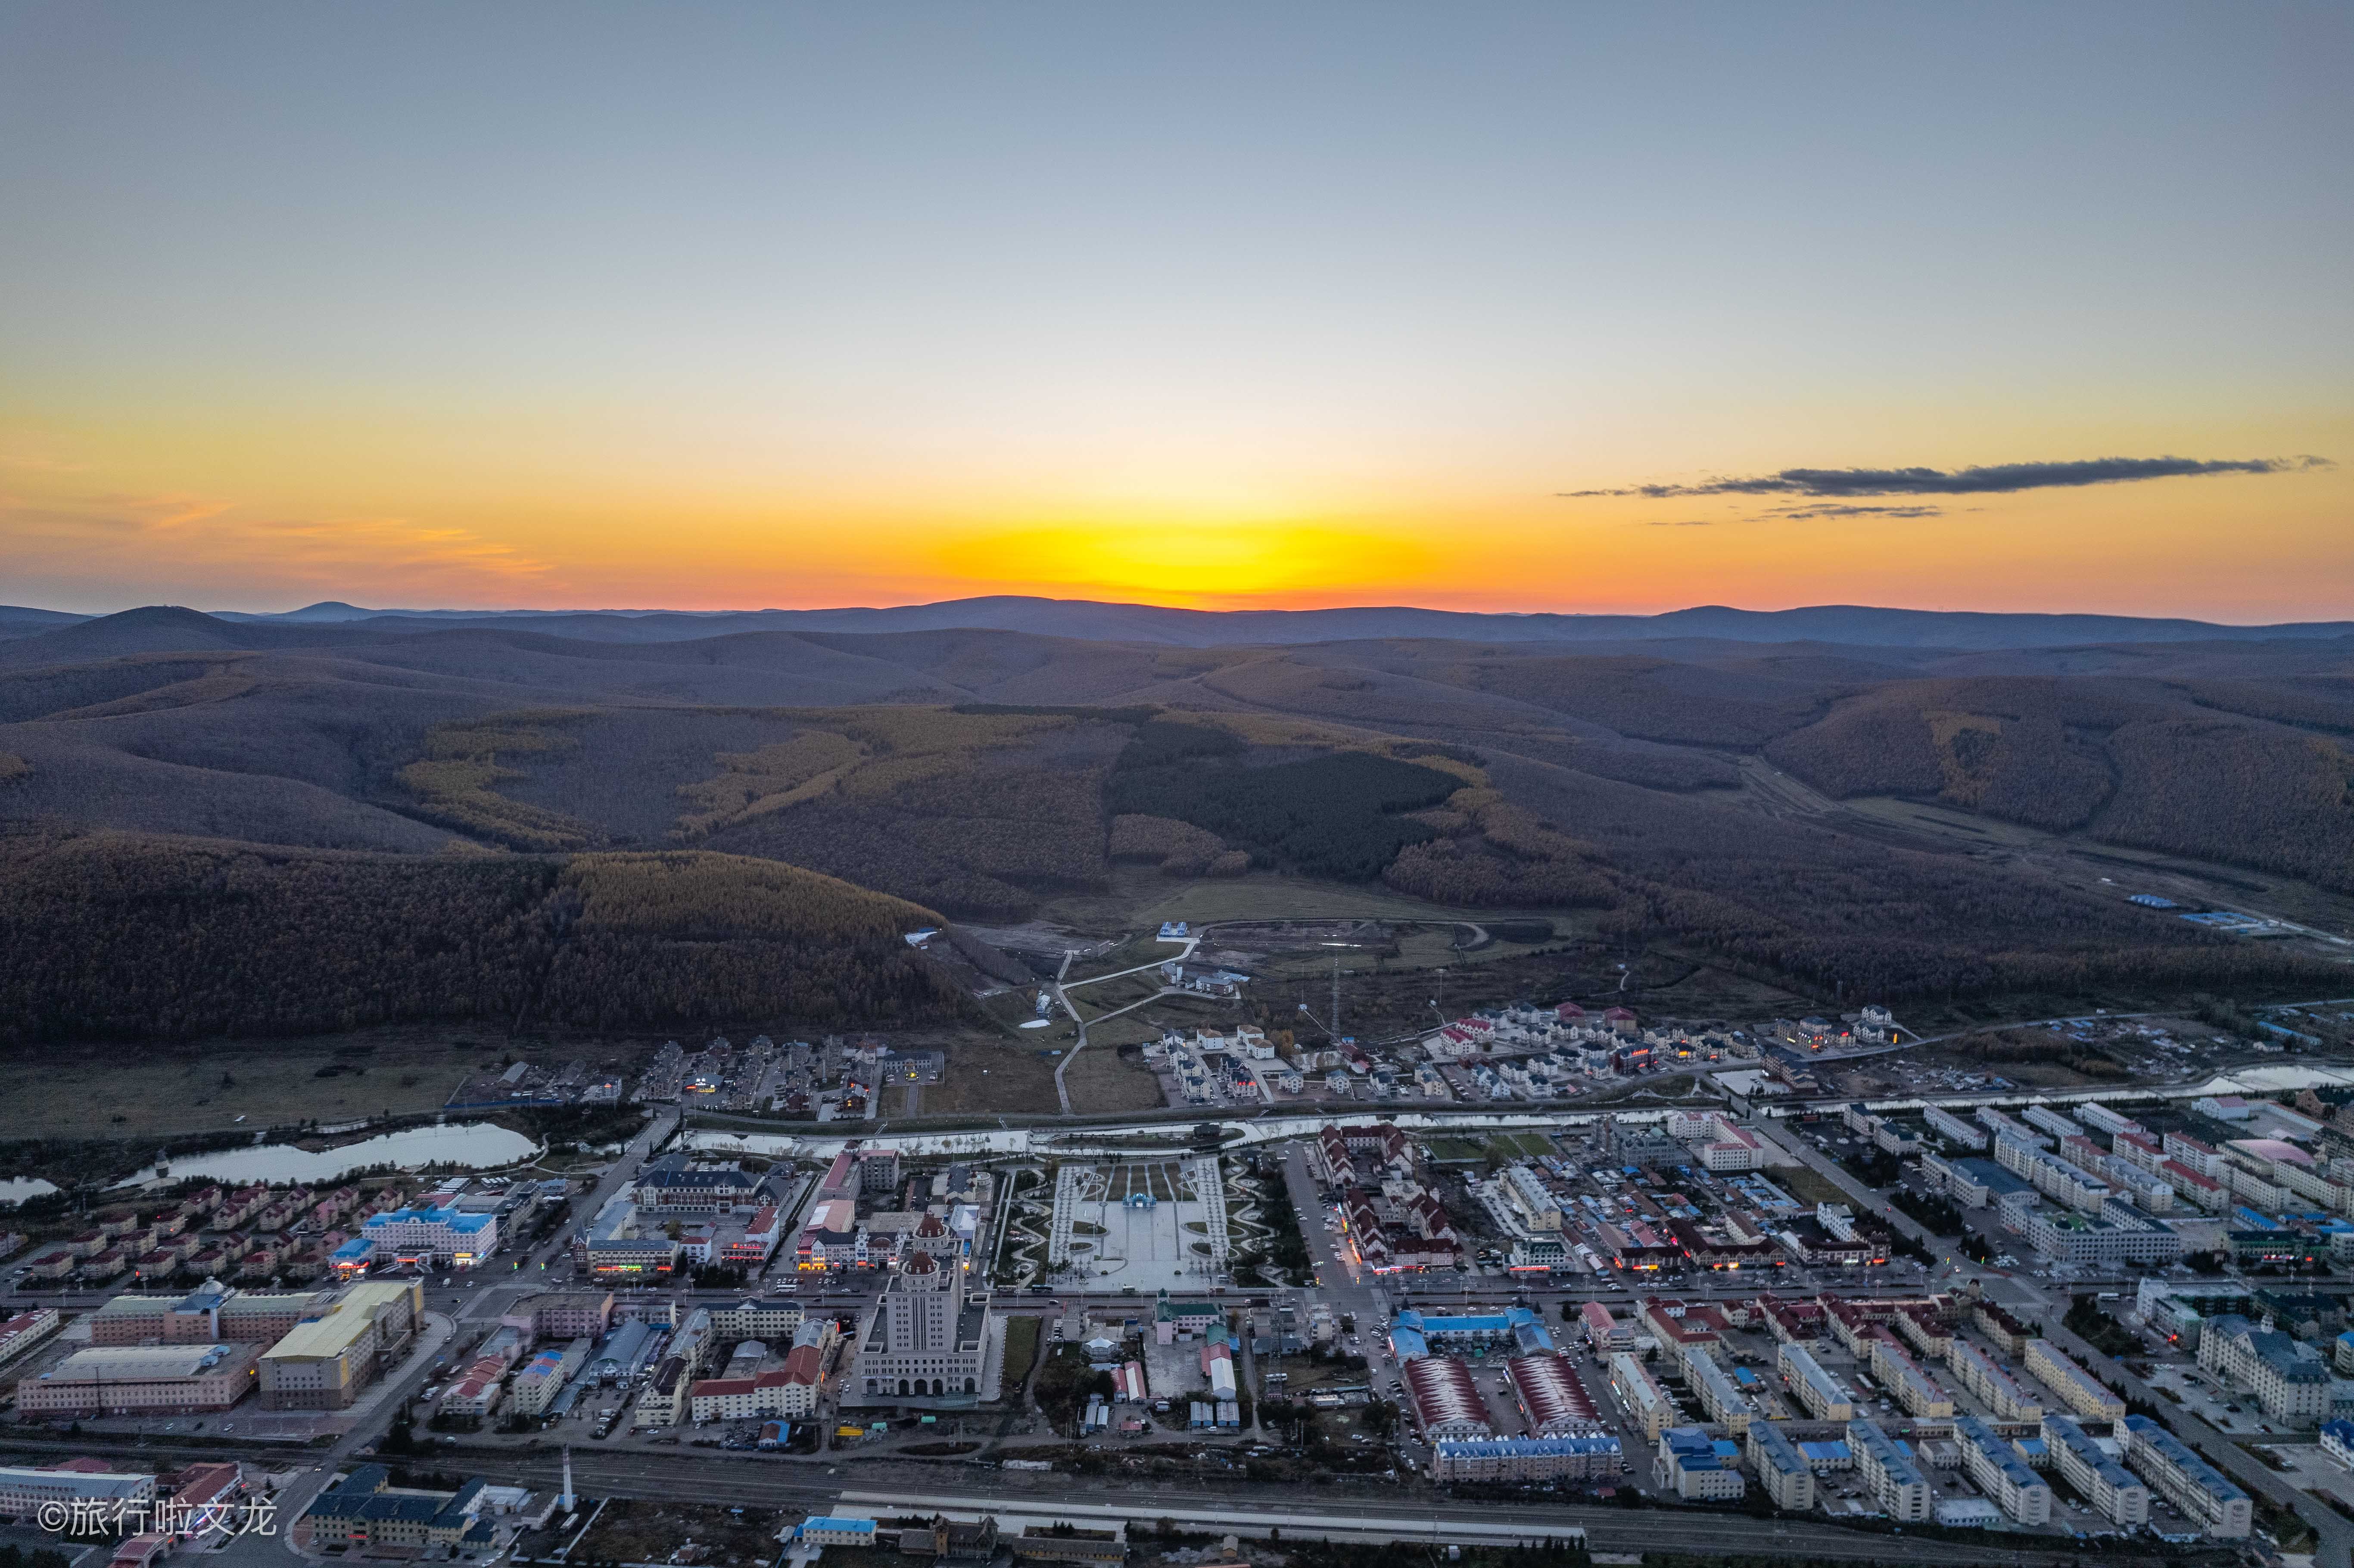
[1,595,2349,1045]
[9,597,2354,651]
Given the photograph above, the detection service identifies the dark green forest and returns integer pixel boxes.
[0,834,964,1045]
[1107,740,1459,880]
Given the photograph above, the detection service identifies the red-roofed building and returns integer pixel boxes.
[2160,1159,2227,1211]
[1507,1352,1600,1436]
[1402,1356,1492,1441]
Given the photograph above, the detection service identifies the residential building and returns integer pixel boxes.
[0,1308,62,1367]
[1849,1418,1931,1521]
[508,1339,591,1418]
[2321,1418,2354,1468]
[1954,1413,2051,1525]
[1501,1167,1562,1232]
[1684,1343,1751,1435]
[1658,1427,1744,1501]
[2026,1339,2126,1421]
[1995,1136,2112,1214]
[2120,1416,2250,1538]
[1747,1421,1816,1512]
[2024,1105,2086,1142]
[1607,1351,1673,1440]
[1924,1105,1989,1150]
[1776,1341,1852,1422]
[1947,1338,2042,1423]
[1866,1335,1951,1418]
[2044,1414,2148,1528]
[1428,1435,1620,1483]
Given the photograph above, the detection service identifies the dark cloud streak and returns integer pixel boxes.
[1563,453,2331,502]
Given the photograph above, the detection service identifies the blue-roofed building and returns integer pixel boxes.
[794,1518,877,1547]
[1954,1413,2051,1525]
[1427,1434,1620,1482]
[2044,1414,2149,1527]
[2121,1416,2251,1538]
[1747,1421,1816,1510]
[297,1469,498,1552]
[2322,1418,2354,1468]
[1658,1425,1743,1500]
[330,1237,375,1280]
[358,1206,501,1269]
[1392,1307,1546,1354]
[1387,1325,1430,1362]
[1797,1438,1852,1471]
[1849,1419,1930,1521]
[1657,1422,1751,1497]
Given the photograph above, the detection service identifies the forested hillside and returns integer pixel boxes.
[2,615,2350,1024]
[1766,676,2354,892]
[0,834,960,1045]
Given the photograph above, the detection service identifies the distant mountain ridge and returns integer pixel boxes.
[7,595,2351,652]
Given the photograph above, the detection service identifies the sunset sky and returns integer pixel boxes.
[3,4,2348,620]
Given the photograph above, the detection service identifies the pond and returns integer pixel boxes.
[0,1177,61,1207]
[115,1123,540,1188]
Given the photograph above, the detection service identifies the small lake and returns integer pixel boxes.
[115,1123,540,1188]
[0,1177,60,1207]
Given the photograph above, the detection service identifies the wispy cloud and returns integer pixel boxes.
[1766,503,1944,521]
[1564,453,2333,502]
[2,489,551,596]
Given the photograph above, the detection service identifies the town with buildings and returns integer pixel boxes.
[16,1042,2354,1565]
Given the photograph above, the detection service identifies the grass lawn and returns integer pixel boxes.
[1001,1314,1042,1388]
[915,1037,1065,1117]
[0,1030,499,1139]
[1774,1163,1853,1207]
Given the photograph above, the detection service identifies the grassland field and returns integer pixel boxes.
[0,1029,635,1141]
[1061,1042,1167,1116]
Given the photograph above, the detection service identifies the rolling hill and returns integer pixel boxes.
[2,603,2349,1039]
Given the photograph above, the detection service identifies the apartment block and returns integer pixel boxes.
[2120,1416,2250,1538]
[1777,1341,1853,1422]
[1747,1420,1816,1512]
[1947,1338,2042,1422]
[1848,1418,1931,1521]
[1924,1105,1988,1150]
[1683,1343,1751,1436]
[2025,1339,2126,1421]
[1607,1350,1674,1441]
[1954,1413,2052,1525]
[2044,1414,2148,1528]
[1867,1335,1952,1418]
